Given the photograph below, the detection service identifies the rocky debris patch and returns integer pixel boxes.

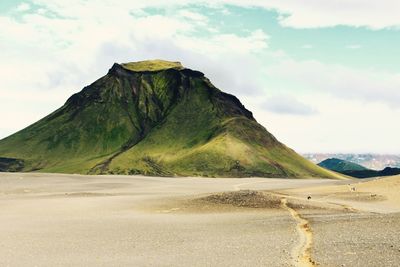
[197,190,282,209]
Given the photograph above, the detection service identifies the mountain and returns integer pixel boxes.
[318,158,369,172]
[318,158,400,178]
[304,153,400,170]
[0,60,342,178]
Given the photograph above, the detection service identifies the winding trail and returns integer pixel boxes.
[281,198,316,267]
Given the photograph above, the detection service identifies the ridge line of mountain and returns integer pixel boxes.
[0,60,343,178]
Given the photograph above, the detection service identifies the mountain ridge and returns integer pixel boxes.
[0,60,342,178]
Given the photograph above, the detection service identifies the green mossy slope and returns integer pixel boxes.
[0,60,343,178]
[318,158,369,172]
[318,158,400,178]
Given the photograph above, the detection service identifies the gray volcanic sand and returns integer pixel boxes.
[285,175,400,267]
[309,211,400,266]
[0,172,399,266]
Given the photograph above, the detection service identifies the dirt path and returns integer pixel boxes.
[281,198,316,267]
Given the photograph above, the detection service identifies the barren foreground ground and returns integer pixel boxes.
[0,173,399,267]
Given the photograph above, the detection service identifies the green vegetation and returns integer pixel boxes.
[0,60,343,178]
[318,158,368,172]
[319,158,400,178]
[121,59,183,72]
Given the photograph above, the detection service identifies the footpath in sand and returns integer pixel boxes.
[281,198,315,267]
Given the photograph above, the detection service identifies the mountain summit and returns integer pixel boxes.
[0,60,341,178]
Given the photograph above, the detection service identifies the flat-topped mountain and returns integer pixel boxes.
[121,60,184,72]
[0,60,342,178]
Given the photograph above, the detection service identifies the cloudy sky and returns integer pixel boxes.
[1,0,399,154]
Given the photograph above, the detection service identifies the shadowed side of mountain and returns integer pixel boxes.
[0,157,24,172]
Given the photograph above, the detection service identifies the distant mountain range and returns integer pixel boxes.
[304,153,400,170]
[318,158,400,178]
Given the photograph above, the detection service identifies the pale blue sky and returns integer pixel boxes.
[1,0,399,153]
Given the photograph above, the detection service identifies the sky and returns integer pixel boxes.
[1,0,399,154]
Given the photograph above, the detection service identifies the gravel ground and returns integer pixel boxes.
[1,172,398,267]
[307,211,400,266]
[1,173,328,267]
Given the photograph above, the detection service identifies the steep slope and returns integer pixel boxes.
[0,60,342,178]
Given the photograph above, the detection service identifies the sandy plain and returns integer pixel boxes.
[0,172,399,267]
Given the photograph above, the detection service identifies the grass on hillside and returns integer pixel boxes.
[121,60,184,72]
[109,79,342,179]
[319,158,369,172]
[0,60,344,179]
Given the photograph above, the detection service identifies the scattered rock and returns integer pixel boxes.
[198,190,281,209]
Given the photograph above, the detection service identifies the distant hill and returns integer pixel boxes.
[0,60,341,178]
[318,158,400,178]
[318,158,368,172]
[304,153,400,170]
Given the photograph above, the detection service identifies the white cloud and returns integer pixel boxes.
[223,0,400,29]
[16,3,31,12]
[29,0,400,29]
[240,58,400,153]
[262,95,317,115]
[132,15,194,38]
[265,59,400,108]
[248,94,400,154]
[178,10,208,24]
[26,0,400,30]
[179,29,269,55]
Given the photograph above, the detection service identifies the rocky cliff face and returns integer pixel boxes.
[0,60,341,178]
